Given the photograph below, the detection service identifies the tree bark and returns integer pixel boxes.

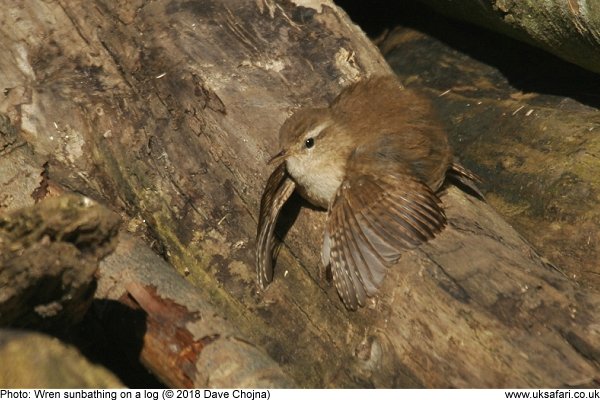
[0,0,599,388]
[413,0,600,74]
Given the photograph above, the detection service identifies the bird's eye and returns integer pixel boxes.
[305,138,314,149]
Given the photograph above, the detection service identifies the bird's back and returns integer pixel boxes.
[331,76,452,191]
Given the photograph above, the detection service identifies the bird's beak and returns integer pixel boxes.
[267,149,287,165]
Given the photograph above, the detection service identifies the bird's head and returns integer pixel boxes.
[268,107,351,207]
[269,108,342,169]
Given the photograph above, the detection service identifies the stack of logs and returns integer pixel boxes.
[1,0,599,388]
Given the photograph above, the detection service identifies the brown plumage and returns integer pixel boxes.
[256,75,482,310]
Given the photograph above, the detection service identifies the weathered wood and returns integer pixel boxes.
[0,0,599,388]
[413,0,600,74]
[0,114,42,211]
[0,329,123,388]
[96,233,295,388]
[380,188,600,387]
[0,194,120,330]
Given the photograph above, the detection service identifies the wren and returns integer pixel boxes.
[256,75,481,310]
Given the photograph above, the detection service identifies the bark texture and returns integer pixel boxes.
[0,0,599,388]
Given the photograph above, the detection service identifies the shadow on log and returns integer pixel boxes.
[413,0,600,75]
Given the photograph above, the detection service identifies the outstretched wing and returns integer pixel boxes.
[326,169,446,310]
[447,162,485,200]
[256,162,296,289]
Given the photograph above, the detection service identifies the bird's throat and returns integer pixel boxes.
[285,157,344,209]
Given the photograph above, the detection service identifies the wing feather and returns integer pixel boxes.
[330,212,358,309]
[338,201,368,306]
[256,163,296,289]
[341,197,387,295]
[326,168,446,309]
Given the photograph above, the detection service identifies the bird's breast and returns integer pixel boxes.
[285,157,344,209]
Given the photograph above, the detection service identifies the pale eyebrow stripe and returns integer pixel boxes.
[305,122,331,139]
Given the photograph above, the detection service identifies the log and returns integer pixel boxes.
[0,194,120,330]
[0,329,123,388]
[96,233,294,388]
[0,0,599,388]
[380,18,600,290]
[412,0,600,74]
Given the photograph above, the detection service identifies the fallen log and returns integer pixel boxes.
[96,233,294,388]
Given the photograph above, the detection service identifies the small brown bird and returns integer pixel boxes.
[256,75,481,310]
